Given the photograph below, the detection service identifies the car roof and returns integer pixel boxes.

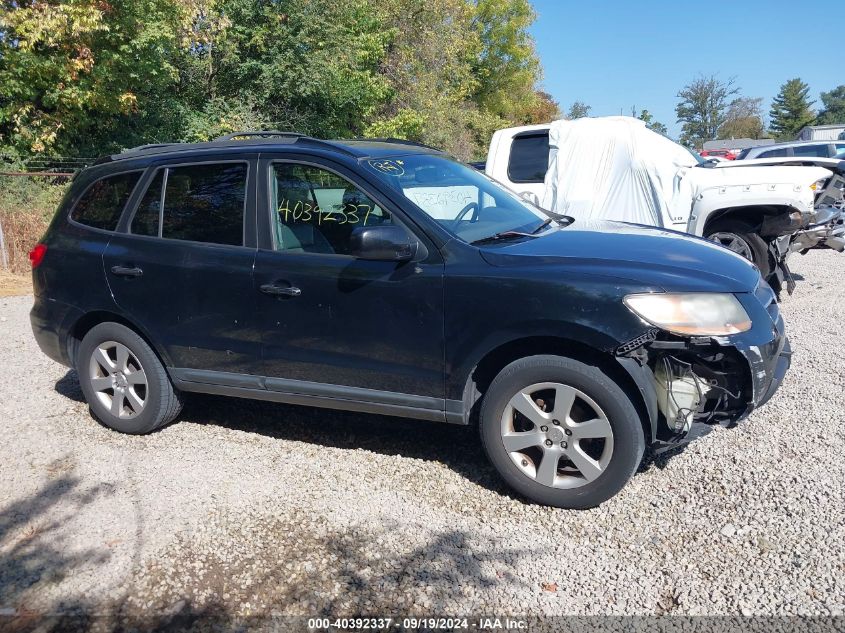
[93,132,443,166]
[751,139,837,152]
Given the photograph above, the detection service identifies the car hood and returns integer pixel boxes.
[479,220,761,293]
[729,156,845,176]
[687,162,832,187]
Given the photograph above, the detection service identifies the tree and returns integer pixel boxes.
[718,97,765,139]
[525,91,560,123]
[634,108,667,135]
[0,0,184,156]
[769,78,815,140]
[470,0,541,122]
[675,74,739,147]
[364,0,549,159]
[816,85,845,125]
[180,0,393,139]
[566,101,591,119]
[0,0,549,161]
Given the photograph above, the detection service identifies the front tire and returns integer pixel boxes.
[77,322,183,434]
[480,355,645,509]
[706,220,772,278]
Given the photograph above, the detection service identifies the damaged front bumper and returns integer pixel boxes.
[789,206,845,254]
[617,281,791,453]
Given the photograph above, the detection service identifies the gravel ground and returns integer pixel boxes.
[1,250,844,629]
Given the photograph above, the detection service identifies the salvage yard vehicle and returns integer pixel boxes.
[486,117,835,294]
[736,139,845,160]
[31,132,790,508]
[711,155,845,255]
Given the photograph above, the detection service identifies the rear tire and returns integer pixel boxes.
[479,355,645,509]
[77,322,182,434]
[706,220,772,278]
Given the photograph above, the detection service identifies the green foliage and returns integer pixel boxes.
[0,0,550,162]
[718,97,765,140]
[769,78,815,140]
[363,0,551,160]
[0,0,184,157]
[816,85,845,125]
[0,171,67,222]
[635,109,667,135]
[566,102,591,119]
[675,74,739,147]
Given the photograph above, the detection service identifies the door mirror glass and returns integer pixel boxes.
[348,225,416,261]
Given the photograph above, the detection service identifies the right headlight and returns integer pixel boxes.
[623,293,752,336]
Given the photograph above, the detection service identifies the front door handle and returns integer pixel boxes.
[260,283,301,297]
[110,265,143,278]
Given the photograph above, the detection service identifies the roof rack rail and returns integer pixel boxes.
[357,137,442,152]
[126,143,180,152]
[214,130,307,142]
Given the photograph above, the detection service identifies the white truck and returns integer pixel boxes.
[485,118,844,294]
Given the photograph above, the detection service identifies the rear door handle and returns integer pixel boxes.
[110,265,143,278]
[260,283,301,297]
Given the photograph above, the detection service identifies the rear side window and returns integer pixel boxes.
[507,133,550,183]
[758,148,790,158]
[70,172,142,231]
[793,144,830,157]
[130,163,247,246]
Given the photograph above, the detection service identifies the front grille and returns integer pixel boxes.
[754,280,779,323]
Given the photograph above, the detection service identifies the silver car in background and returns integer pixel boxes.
[737,139,845,160]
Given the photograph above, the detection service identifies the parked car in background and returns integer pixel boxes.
[737,140,845,160]
[700,148,736,160]
[30,131,791,509]
[486,118,833,294]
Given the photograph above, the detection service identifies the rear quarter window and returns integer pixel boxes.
[757,148,790,158]
[69,172,142,231]
[792,144,831,157]
[507,133,550,183]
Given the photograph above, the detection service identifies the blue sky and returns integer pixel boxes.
[529,0,839,138]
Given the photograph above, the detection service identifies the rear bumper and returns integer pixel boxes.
[30,295,80,367]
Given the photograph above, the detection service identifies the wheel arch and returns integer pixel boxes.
[454,335,655,443]
[66,310,174,370]
[701,204,797,235]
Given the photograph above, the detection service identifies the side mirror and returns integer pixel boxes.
[349,225,418,262]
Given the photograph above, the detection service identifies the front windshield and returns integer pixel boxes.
[364,154,549,243]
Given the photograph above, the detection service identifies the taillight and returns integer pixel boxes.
[29,243,48,268]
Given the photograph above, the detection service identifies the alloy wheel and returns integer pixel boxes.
[88,341,148,419]
[709,232,754,261]
[500,382,614,489]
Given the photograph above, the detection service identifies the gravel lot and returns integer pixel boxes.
[1,250,844,628]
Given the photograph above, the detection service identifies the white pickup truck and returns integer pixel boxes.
[485,120,844,293]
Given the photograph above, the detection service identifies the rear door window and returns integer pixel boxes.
[507,133,550,183]
[70,172,142,231]
[130,163,247,246]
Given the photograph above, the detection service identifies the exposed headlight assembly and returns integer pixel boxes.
[623,293,752,336]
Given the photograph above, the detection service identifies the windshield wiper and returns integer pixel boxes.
[470,230,539,245]
[530,218,553,234]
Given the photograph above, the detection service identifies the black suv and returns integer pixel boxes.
[30,132,791,508]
